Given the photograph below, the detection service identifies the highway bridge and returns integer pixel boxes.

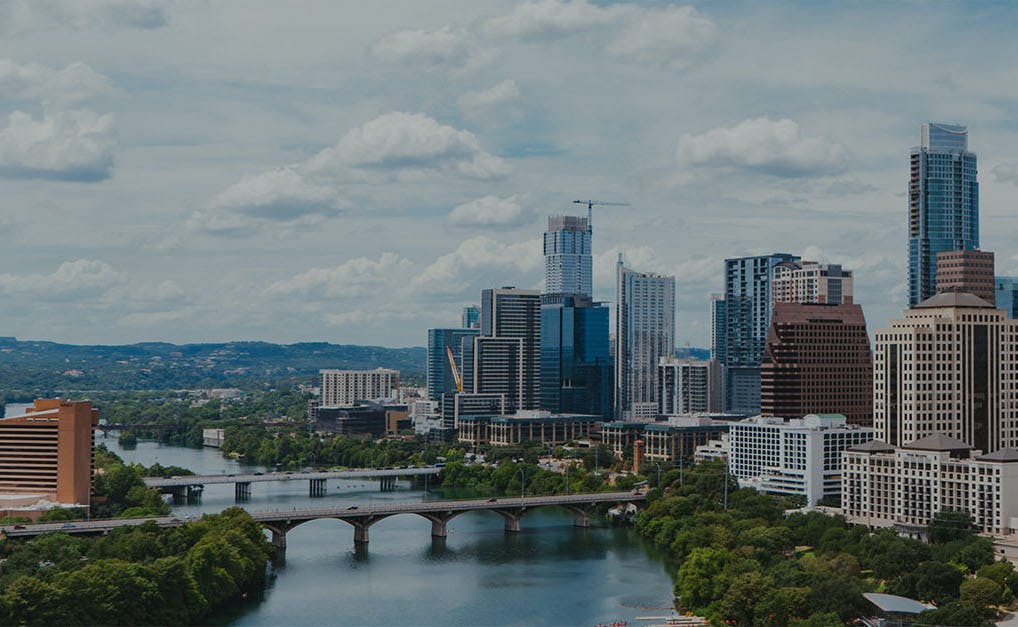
[143,466,443,502]
[0,492,646,555]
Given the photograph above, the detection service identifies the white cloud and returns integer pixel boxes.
[448,194,533,228]
[675,117,848,180]
[0,109,116,181]
[0,58,114,105]
[0,259,122,299]
[481,0,623,40]
[265,252,415,299]
[993,162,1018,185]
[2,0,168,32]
[411,235,542,297]
[370,25,492,72]
[306,111,508,180]
[458,79,520,112]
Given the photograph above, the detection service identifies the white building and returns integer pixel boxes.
[771,260,854,305]
[694,433,729,464]
[320,368,400,407]
[727,414,874,505]
[842,434,1018,536]
[659,357,723,415]
[874,292,1018,452]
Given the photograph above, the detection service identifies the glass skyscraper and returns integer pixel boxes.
[544,215,592,297]
[540,294,612,417]
[908,122,979,307]
[996,277,1018,319]
[426,327,478,425]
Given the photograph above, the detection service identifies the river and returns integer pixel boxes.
[97,433,676,627]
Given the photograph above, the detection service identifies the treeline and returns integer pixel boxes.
[0,508,273,625]
[636,460,1013,626]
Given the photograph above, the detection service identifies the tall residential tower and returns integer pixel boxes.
[544,215,592,297]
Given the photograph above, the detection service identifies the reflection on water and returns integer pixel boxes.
[99,434,675,627]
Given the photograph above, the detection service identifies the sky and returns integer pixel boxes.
[3,0,1018,348]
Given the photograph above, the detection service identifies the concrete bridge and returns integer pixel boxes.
[0,492,646,555]
[143,466,442,503]
[251,491,647,552]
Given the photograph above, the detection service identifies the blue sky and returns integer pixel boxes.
[3,0,1018,347]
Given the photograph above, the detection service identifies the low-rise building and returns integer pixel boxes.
[202,428,226,448]
[842,433,1018,536]
[694,434,729,464]
[728,414,873,505]
[601,415,733,463]
[457,412,598,447]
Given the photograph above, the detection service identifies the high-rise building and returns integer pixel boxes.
[474,287,541,410]
[709,294,726,362]
[760,302,873,426]
[540,294,612,418]
[544,215,592,297]
[935,249,995,304]
[723,253,800,415]
[461,305,480,329]
[426,327,479,425]
[772,260,853,305]
[658,357,723,415]
[996,277,1018,319]
[321,369,399,406]
[874,292,1018,452]
[615,256,675,419]
[908,122,979,308]
[0,399,99,506]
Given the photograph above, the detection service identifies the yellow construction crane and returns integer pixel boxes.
[446,346,463,393]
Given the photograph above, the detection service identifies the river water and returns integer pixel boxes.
[98,434,676,627]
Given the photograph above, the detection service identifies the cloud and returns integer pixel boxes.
[448,194,533,228]
[265,252,415,299]
[411,235,542,297]
[675,117,848,180]
[0,58,114,105]
[370,25,491,72]
[992,163,1018,185]
[306,111,508,180]
[0,259,122,300]
[0,109,116,181]
[482,1,716,68]
[458,79,520,112]
[2,0,168,31]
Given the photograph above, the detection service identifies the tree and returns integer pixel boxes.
[913,560,964,604]
[713,570,772,626]
[960,576,1001,619]
[915,601,992,627]
[788,611,842,627]
[674,547,732,610]
[753,585,809,626]
[928,509,975,544]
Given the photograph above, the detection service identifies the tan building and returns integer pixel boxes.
[320,368,399,407]
[0,399,99,505]
[873,292,1018,452]
[772,260,853,305]
[935,249,995,304]
[843,434,1018,536]
[457,412,598,447]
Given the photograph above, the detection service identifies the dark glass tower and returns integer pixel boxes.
[908,122,979,308]
[540,294,612,418]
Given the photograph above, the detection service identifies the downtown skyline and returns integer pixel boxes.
[4,2,1018,347]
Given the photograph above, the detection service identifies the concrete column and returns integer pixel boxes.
[503,513,521,533]
[431,519,447,538]
[573,510,590,528]
[270,528,287,553]
[309,478,326,497]
[353,522,370,544]
[235,482,251,501]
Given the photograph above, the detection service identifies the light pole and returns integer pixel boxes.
[655,462,661,488]
[519,466,525,500]
[565,463,570,495]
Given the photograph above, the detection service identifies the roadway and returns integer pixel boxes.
[143,466,442,488]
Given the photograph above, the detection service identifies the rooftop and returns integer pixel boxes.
[863,592,935,615]
[914,292,995,309]
[902,433,972,452]
[976,448,1018,463]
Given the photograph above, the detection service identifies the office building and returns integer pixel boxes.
[540,294,612,418]
[426,327,479,424]
[601,415,731,464]
[0,399,99,506]
[313,403,393,438]
[723,253,800,415]
[874,292,1018,451]
[997,277,1018,319]
[658,357,723,415]
[462,305,480,329]
[457,412,599,447]
[320,368,399,407]
[726,414,873,506]
[475,287,541,410]
[710,294,726,362]
[935,249,995,304]
[908,122,979,308]
[760,303,873,426]
[843,434,1018,536]
[772,260,853,305]
[615,256,675,419]
[544,215,592,297]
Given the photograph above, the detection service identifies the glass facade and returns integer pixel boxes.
[426,328,478,423]
[540,294,612,418]
[996,277,1018,319]
[544,215,592,298]
[908,122,979,307]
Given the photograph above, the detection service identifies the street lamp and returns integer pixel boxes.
[519,465,525,500]
[564,463,570,495]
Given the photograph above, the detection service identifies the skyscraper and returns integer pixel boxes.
[935,249,995,304]
[771,261,853,305]
[908,122,979,308]
[461,305,480,329]
[544,215,592,297]
[475,287,541,410]
[427,327,479,425]
[996,276,1018,319]
[615,256,675,419]
[709,293,726,363]
[723,253,800,415]
[760,302,873,426]
[540,294,612,417]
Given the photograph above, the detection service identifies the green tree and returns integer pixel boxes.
[928,509,975,544]
[960,576,1001,619]
[712,570,772,626]
[913,560,964,604]
[915,600,992,626]
[674,547,732,610]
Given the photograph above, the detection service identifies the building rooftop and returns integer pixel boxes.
[863,592,935,615]
[902,433,972,452]
[976,448,1018,463]
[914,292,995,309]
[848,440,895,453]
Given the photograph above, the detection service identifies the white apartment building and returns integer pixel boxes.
[727,414,874,505]
[659,357,723,415]
[320,368,399,407]
[873,292,1018,452]
[842,434,1018,536]
[771,260,854,305]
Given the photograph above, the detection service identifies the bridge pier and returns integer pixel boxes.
[235,482,251,501]
[309,478,327,497]
[431,519,447,537]
[169,486,186,505]
[186,485,203,504]
[379,476,396,491]
[353,522,370,544]
[270,528,287,553]
[503,513,521,533]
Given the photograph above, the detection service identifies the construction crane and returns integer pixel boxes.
[446,346,463,393]
[572,199,629,226]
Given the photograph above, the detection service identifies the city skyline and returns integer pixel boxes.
[5,2,1018,348]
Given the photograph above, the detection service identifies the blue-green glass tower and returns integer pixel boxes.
[540,294,612,417]
[908,122,979,308]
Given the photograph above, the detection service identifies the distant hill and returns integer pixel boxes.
[675,347,712,361]
[0,337,425,395]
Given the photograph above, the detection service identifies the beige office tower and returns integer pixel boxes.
[874,292,1018,452]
